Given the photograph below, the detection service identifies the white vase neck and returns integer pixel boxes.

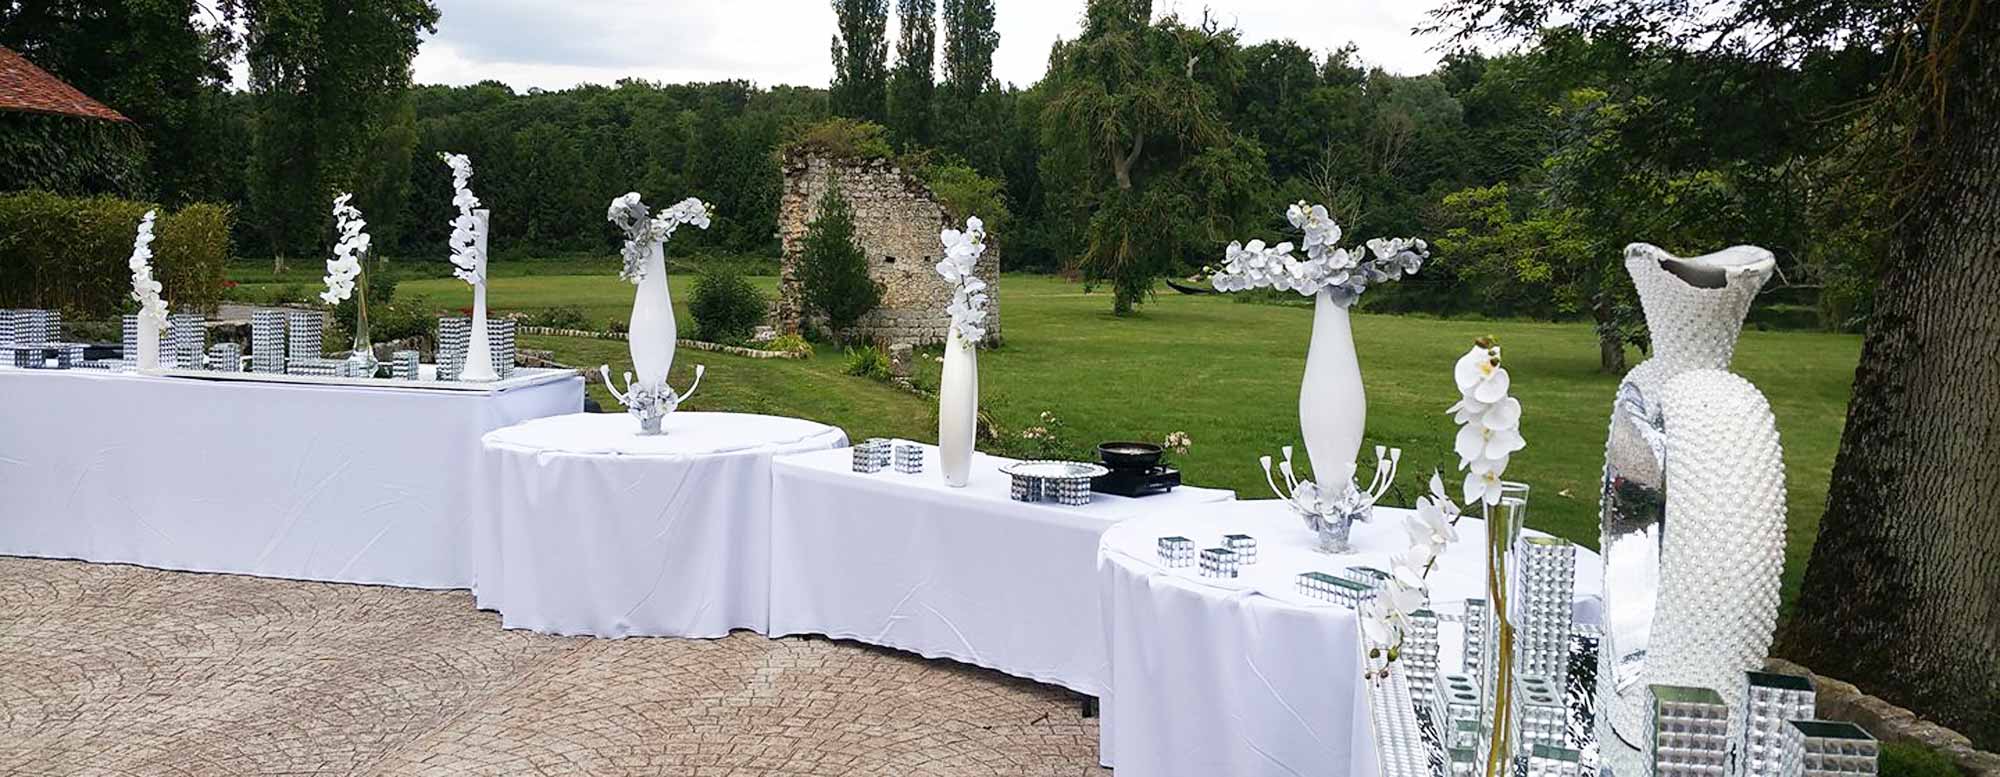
[1625,243,1773,372]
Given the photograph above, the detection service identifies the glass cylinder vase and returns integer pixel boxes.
[1478,481,1529,777]
[346,257,379,377]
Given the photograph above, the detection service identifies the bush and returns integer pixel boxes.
[333,266,398,340]
[0,192,231,318]
[764,333,812,358]
[527,305,591,330]
[917,158,1012,238]
[784,118,895,161]
[842,345,890,380]
[796,177,880,339]
[689,268,767,344]
[1879,742,1963,777]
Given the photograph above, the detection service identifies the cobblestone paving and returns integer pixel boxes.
[0,557,1110,776]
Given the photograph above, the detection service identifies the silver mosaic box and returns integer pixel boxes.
[1514,673,1567,749]
[286,310,324,368]
[1462,599,1488,677]
[1298,571,1374,608]
[1157,536,1195,568]
[1743,671,1817,777]
[851,438,890,473]
[1780,720,1877,777]
[1528,743,1584,777]
[1519,536,1578,681]
[250,310,286,373]
[436,316,469,381]
[1198,547,1239,578]
[1345,565,1393,592]
[1222,534,1257,564]
[893,442,924,473]
[1437,672,1482,729]
[391,349,420,380]
[207,343,243,371]
[168,312,204,369]
[1650,685,1731,776]
[285,357,348,378]
[1404,609,1442,705]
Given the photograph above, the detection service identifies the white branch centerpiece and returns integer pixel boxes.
[442,152,497,382]
[322,193,377,376]
[1219,202,1428,545]
[127,210,168,372]
[600,192,712,435]
[935,216,989,487]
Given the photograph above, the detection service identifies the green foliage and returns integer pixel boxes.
[829,0,890,124]
[0,114,147,197]
[526,305,592,330]
[1878,741,1964,777]
[991,409,1085,461]
[689,267,768,344]
[842,344,891,380]
[786,117,896,161]
[915,158,1010,236]
[332,266,399,340]
[0,192,230,318]
[764,333,813,357]
[796,179,881,337]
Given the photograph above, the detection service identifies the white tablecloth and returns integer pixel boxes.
[0,367,583,588]
[768,444,1235,695]
[1098,500,1604,777]
[472,411,847,638]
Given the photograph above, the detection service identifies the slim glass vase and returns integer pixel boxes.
[347,258,379,377]
[1479,482,1529,776]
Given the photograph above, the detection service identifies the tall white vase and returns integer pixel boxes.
[628,240,677,388]
[135,320,161,372]
[460,209,499,382]
[1599,243,1787,750]
[938,330,978,487]
[1298,289,1366,487]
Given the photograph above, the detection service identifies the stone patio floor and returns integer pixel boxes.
[0,556,1112,776]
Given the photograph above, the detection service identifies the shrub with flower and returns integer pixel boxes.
[440,152,485,286]
[607,192,712,284]
[1162,431,1192,456]
[320,193,369,305]
[127,210,167,332]
[1209,201,1429,306]
[936,216,990,343]
[1361,337,1524,681]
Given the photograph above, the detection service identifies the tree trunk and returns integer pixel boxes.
[1778,3,2000,748]
[1591,293,1626,373]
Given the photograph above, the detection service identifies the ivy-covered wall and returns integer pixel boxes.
[0,112,148,198]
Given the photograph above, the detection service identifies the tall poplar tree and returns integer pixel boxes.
[829,0,890,125]
[887,0,936,147]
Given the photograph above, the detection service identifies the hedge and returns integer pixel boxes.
[0,191,231,319]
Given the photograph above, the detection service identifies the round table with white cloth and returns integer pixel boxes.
[1097,499,1603,777]
[470,411,847,638]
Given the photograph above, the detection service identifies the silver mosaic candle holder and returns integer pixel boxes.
[1780,720,1877,777]
[286,356,346,377]
[1650,685,1732,776]
[1222,534,1257,564]
[436,317,469,381]
[1439,673,1482,733]
[1198,547,1239,578]
[391,349,420,380]
[1298,571,1374,608]
[1744,671,1818,777]
[1518,536,1577,682]
[207,342,242,372]
[1462,599,1488,677]
[1513,674,1566,749]
[1528,744,1583,777]
[168,312,203,369]
[0,309,14,348]
[489,318,517,378]
[1404,609,1442,705]
[893,442,923,473]
[250,311,286,373]
[11,347,43,368]
[285,310,323,368]
[1344,565,1393,592]
[1157,536,1195,568]
[852,438,890,473]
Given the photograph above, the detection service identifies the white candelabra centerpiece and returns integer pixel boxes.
[322,193,376,376]
[935,216,990,487]
[1260,443,1401,553]
[601,192,712,435]
[442,152,497,382]
[127,209,168,372]
[1212,202,1428,514]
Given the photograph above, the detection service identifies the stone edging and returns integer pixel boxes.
[515,325,807,360]
[1765,658,2000,775]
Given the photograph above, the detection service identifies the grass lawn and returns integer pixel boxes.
[243,265,1861,610]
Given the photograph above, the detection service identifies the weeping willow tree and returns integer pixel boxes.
[1041,0,1263,315]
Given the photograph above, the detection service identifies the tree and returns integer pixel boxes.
[888,0,936,147]
[936,0,999,169]
[1042,1,1262,315]
[1437,0,2000,747]
[829,0,890,125]
[237,0,439,265]
[796,177,880,338]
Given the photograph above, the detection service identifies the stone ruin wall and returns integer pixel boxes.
[778,153,1000,346]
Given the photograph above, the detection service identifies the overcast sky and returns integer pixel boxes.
[406,0,1465,92]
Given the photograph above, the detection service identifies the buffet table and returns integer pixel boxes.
[768,444,1235,696]
[1097,500,1603,777]
[471,411,847,638]
[0,366,583,588]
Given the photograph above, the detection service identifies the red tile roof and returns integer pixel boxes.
[0,45,130,122]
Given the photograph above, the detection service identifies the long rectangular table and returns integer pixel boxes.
[0,367,582,588]
[768,444,1235,696]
